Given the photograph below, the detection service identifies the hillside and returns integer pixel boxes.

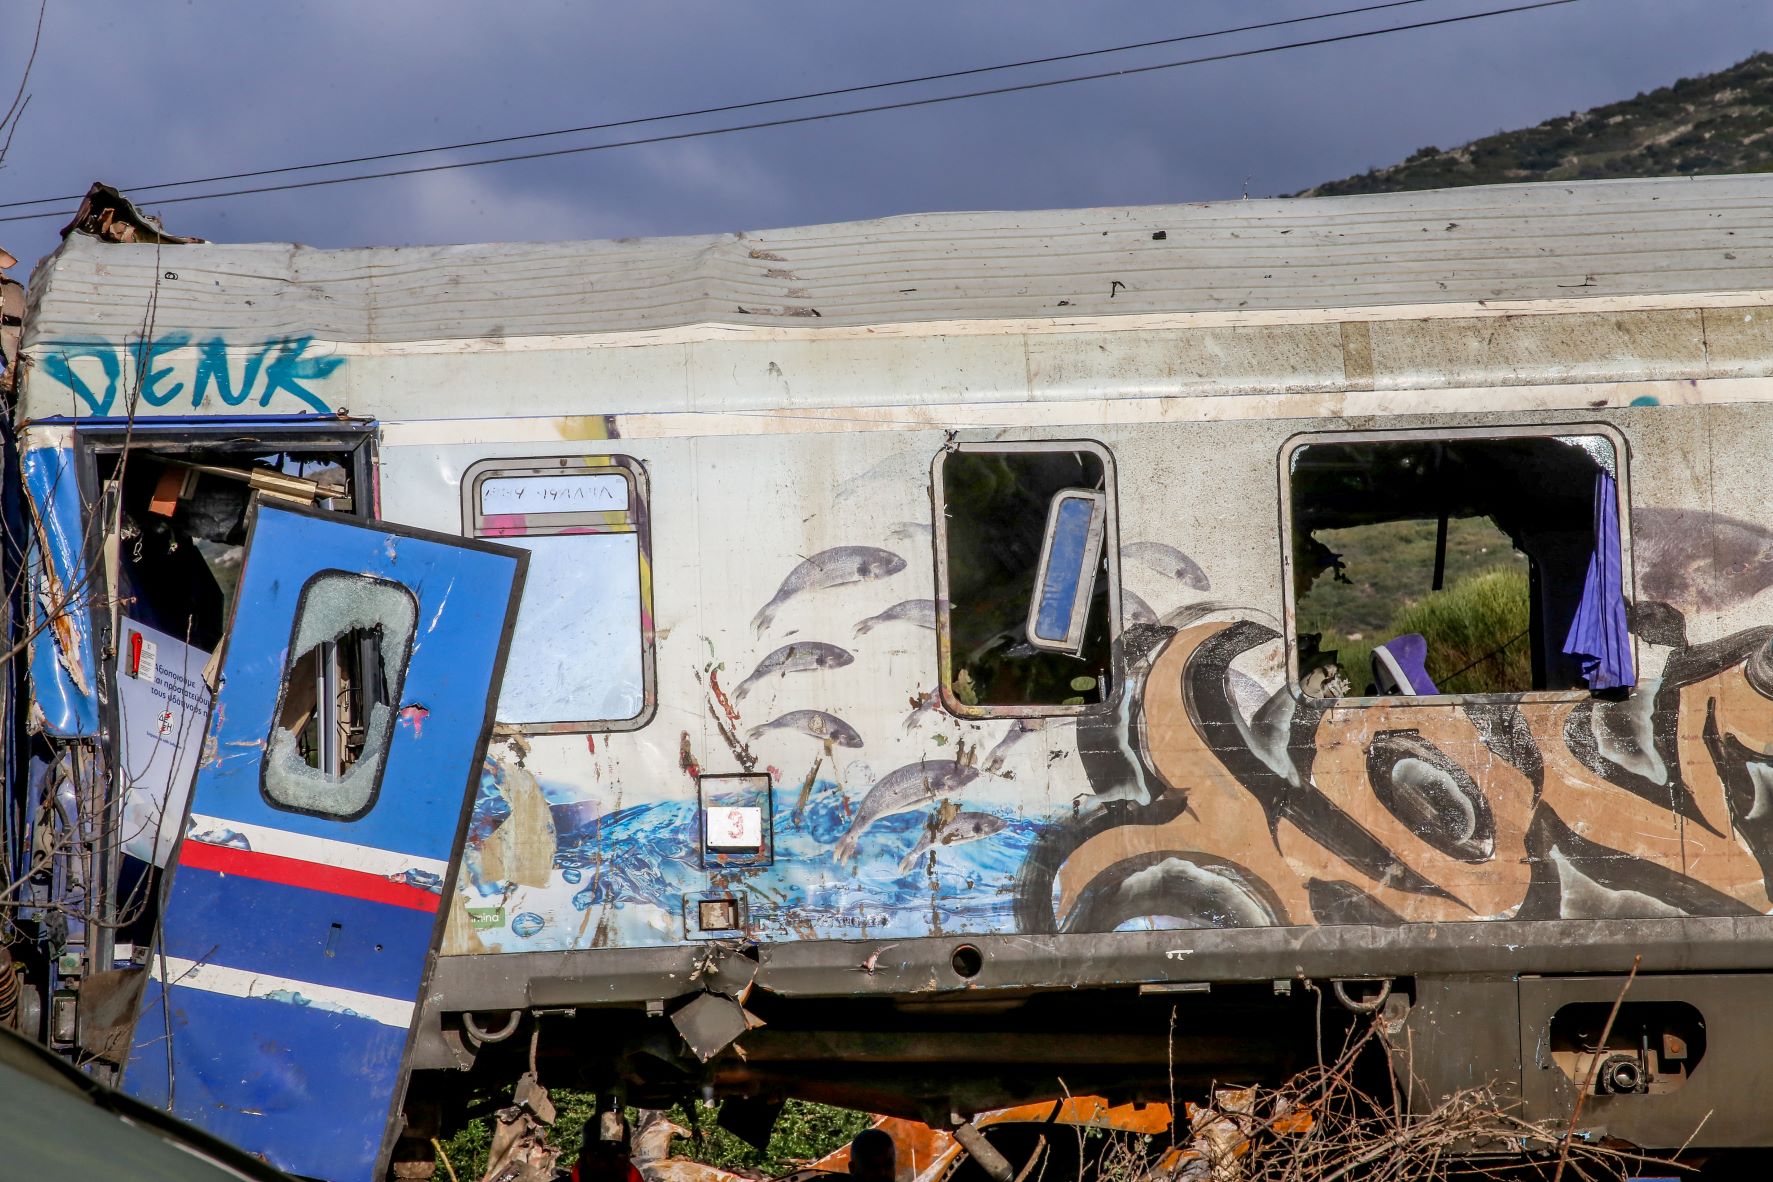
[1302,51,1773,196]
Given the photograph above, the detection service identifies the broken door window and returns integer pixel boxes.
[935,442,1119,714]
[1286,429,1631,698]
[464,456,654,731]
[263,572,415,820]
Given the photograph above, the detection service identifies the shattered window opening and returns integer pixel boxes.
[277,626,390,774]
[463,456,654,732]
[263,572,415,820]
[98,447,360,652]
[1285,428,1630,699]
[935,441,1119,715]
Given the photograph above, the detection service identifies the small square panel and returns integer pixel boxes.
[706,806,763,850]
[682,891,748,940]
[698,773,773,868]
[698,897,739,931]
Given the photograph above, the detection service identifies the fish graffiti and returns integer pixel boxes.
[452,500,1773,959]
[982,718,1046,775]
[733,641,855,701]
[835,758,982,863]
[748,709,865,748]
[899,808,1009,872]
[1122,541,1211,592]
[752,546,906,634]
[854,598,938,636]
[1633,507,1773,616]
[1121,588,1159,626]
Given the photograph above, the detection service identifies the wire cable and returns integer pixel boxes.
[0,0,1440,211]
[0,0,1581,226]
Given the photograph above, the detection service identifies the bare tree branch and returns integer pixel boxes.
[0,0,48,167]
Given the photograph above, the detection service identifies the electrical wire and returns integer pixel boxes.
[0,0,1581,226]
[0,0,1442,211]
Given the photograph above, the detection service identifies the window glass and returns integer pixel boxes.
[263,572,414,820]
[464,457,653,730]
[1288,431,1629,698]
[937,443,1117,713]
[1028,490,1108,652]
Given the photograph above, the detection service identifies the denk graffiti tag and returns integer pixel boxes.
[38,334,342,415]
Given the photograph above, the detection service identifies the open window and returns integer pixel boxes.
[76,426,374,955]
[934,441,1119,716]
[463,456,654,731]
[1284,427,1631,699]
[89,439,363,655]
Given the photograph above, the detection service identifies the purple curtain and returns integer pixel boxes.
[1562,471,1634,690]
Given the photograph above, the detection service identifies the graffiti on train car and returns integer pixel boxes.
[1030,612,1773,933]
[446,465,1773,955]
[36,335,342,415]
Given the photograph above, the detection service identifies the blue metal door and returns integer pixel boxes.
[122,500,525,1182]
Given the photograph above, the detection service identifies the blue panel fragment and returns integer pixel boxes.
[121,503,524,1182]
[127,981,407,1182]
[159,868,436,999]
[1034,495,1096,642]
[22,447,97,736]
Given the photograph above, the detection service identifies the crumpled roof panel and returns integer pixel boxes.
[24,175,1773,348]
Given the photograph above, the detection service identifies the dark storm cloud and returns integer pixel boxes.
[0,0,1768,270]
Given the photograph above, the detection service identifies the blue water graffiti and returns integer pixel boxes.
[38,334,342,415]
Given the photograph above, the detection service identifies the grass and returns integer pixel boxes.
[1312,567,1531,696]
[1296,516,1526,638]
[438,1095,871,1180]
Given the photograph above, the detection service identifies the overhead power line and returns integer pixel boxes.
[0,0,1580,226]
[0,0,1440,211]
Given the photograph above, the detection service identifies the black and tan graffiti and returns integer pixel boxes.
[1024,612,1773,933]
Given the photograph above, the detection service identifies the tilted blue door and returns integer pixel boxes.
[122,500,525,1182]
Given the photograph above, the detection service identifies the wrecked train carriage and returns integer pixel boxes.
[14,175,1773,1169]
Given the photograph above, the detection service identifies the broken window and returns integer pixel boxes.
[262,572,415,820]
[464,457,654,731]
[95,446,356,653]
[83,432,369,869]
[1286,429,1631,699]
[934,441,1119,714]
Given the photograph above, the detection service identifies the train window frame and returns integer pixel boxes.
[462,455,656,733]
[932,439,1123,720]
[1277,422,1635,705]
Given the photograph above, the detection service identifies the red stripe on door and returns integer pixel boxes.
[178,841,443,912]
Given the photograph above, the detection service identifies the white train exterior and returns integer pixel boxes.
[15,174,1773,1172]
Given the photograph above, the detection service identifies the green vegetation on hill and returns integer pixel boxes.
[1302,51,1773,196]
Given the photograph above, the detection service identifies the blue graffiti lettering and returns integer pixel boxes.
[38,335,341,416]
[193,338,260,407]
[137,333,191,407]
[39,342,121,416]
[259,337,344,413]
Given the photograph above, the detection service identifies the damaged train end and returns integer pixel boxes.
[12,177,1773,1177]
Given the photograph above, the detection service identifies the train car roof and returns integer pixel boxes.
[23,174,1773,351]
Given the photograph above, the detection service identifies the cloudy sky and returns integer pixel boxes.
[0,0,1766,273]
